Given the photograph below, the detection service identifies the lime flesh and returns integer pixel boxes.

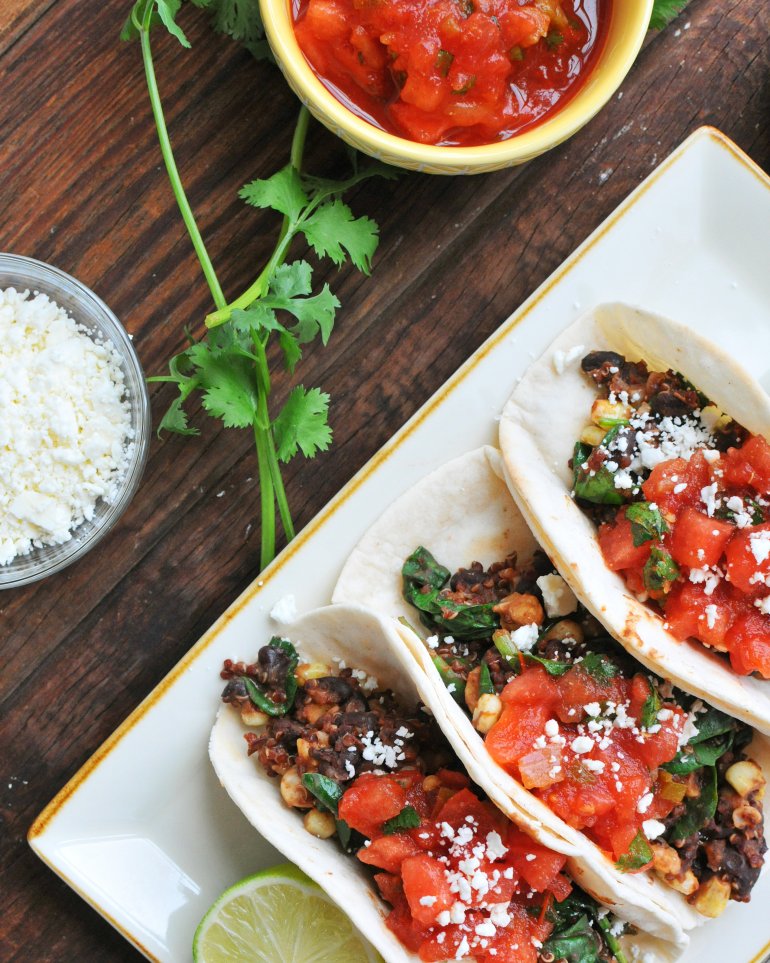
[193,863,382,963]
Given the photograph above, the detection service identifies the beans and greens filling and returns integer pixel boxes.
[400,546,767,917]
[570,349,770,679]
[220,638,627,962]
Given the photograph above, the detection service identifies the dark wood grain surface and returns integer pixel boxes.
[1,0,769,959]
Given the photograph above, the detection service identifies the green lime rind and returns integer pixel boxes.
[193,862,382,963]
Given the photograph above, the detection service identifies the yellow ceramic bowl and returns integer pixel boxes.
[260,0,653,175]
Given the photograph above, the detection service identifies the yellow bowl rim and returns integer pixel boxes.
[260,0,655,169]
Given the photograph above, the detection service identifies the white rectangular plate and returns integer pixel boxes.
[30,126,770,963]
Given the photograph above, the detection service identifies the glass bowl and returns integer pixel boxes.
[0,253,151,589]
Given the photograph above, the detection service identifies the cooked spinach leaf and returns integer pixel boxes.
[432,654,467,705]
[690,706,737,743]
[241,637,299,716]
[383,805,421,834]
[662,731,734,775]
[616,830,653,872]
[402,546,499,639]
[479,661,495,695]
[669,765,718,841]
[626,502,669,546]
[542,914,605,963]
[572,440,625,506]
[544,891,628,963]
[302,773,344,814]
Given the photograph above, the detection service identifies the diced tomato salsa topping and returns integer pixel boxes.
[341,770,569,961]
[292,0,608,146]
[485,663,687,861]
[599,435,770,679]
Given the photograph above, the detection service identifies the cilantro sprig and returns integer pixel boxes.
[122,0,394,568]
[650,0,691,31]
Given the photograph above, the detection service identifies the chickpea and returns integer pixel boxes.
[296,738,317,769]
[465,666,482,713]
[303,808,337,839]
[422,775,442,792]
[494,593,544,631]
[733,803,763,830]
[279,766,313,810]
[650,841,681,878]
[473,694,503,734]
[541,619,584,645]
[667,870,699,897]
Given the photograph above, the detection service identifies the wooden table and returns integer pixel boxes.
[1,0,769,958]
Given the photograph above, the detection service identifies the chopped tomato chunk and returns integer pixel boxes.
[728,612,770,677]
[670,507,733,568]
[358,833,423,873]
[401,854,454,926]
[343,770,573,960]
[598,515,652,571]
[339,773,406,838]
[723,435,770,491]
[725,524,770,595]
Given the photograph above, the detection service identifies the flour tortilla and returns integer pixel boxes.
[332,447,713,944]
[209,602,684,960]
[498,302,770,736]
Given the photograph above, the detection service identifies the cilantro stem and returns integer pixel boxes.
[138,1,226,311]
[204,106,310,328]
[253,422,275,569]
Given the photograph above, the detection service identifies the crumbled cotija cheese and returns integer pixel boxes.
[0,287,134,564]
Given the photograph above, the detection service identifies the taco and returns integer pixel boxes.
[210,603,683,962]
[498,302,770,734]
[332,447,769,934]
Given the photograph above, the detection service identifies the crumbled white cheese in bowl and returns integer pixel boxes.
[0,255,150,588]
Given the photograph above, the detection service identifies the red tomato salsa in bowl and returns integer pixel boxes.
[292,0,610,146]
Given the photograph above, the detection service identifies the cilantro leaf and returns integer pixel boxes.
[191,0,269,58]
[641,683,662,728]
[643,545,679,594]
[279,330,302,373]
[272,386,332,461]
[579,652,619,684]
[626,502,669,547]
[266,262,339,344]
[240,165,309,222]
[301,199,380,274]
[650,0,691,30]
[158,394,198,435]
[383,805,421,834]
[121,0,190,45]
[616,830,653,872]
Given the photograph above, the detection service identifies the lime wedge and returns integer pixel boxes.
[193,863,382,963]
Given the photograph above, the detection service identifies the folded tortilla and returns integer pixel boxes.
[210,601,685,960]
[332,446,769,946]
[498,302,770,736]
